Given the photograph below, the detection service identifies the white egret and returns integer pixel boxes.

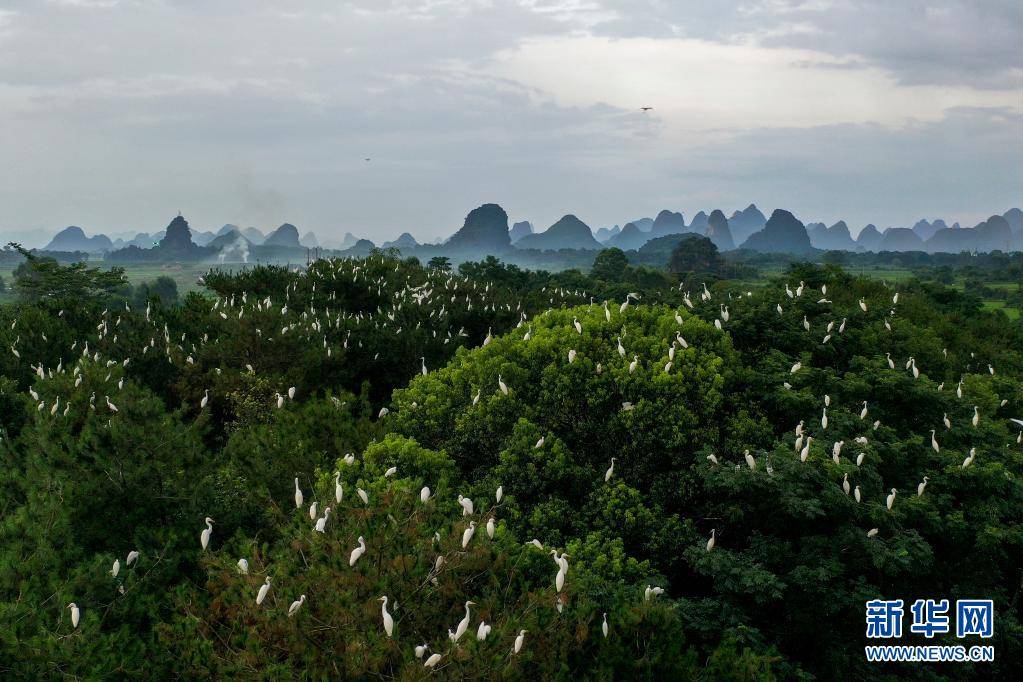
[200,389,209,409]
[110,559,120,578]
[629,356,638,374]
[453,600,476,641]
[886,488,897,511]
[534,436,545,449]
[314,507,331,532]
[707,453,719,466]
[930,430,940,453]
[349,536,367,566]
[604,458,616,482]
[334,472,343,503]
[462,521,477,548]
[357,488,369,505]
[420,486,431,503]
[842,473,850,495]
[294,478,303,509]
[126,550,139,567]
[200,517,214,550]
[288,386,296,400]
[287,594,306,617]
[744,450,756,471]
[602,613,609,638]
[477,620,491,640]
[236,558,249,574]
[415,644,429,659]
[256,577,272,605]
[309,501,318,520]
[867,528,879,537]
[498,375,508,395]
[832,440,844,464]
[384,466,397,478]
[380,596,394,637]
[917,477,929,497]
[860,401,868,420]
[854,485,861,503]
[496,485,503,503]
[706,529,716,552]
[68,603,80,629]
[458,494,474,515]
[486,517,495,539]
[972,406,979,428]
[424,653,443,668]
[513,629,527,654]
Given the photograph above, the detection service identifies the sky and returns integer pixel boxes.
[1,0,1022,246]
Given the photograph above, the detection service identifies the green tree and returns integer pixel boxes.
[668,236,723,275]
[7,243,126,304]
[428,255,452,271]
[591,248,630,281]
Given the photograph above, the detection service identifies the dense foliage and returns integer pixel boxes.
[0,252,1021,679]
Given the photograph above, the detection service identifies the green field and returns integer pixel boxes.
[0,262,256,301]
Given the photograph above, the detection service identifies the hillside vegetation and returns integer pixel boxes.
[0,252,1021,680]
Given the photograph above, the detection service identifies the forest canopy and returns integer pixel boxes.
[0,253,1021,680]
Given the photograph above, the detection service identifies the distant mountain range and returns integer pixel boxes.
[34,203,1023,264]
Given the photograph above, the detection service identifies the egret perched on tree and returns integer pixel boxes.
[917,476,929,497]
[287,594,306,617]
[498,374,508,395]
[477,620,491,640]
[886,488,897,511]
[415,644,429,659]
[842,473,850,495]
[126,550,139,567]
[357,488,369,505]
[420,486,431,503]
[314,507,331,532]
[458,494,474,515]
[349,536,367,566]
[744,450,756,470]
[200,389,209,409]
[308,501,318,520]
[513,629,527,654]
[972,406,979,428]
[379,596,394,637]
[930,430,940,453]
[496,485,503,503]
[334,472,343,503]
[707,529,716,551]
[110,559,120,577]
[854,485,861,503]
[294,478,304,509]
[256,577,272,605]
[602,613,609,638]
[236,558,249,574]
[604,458,616,482]
[453,601,476,641]
[867,528,879,537]
[860,401,868,420]
[424,653,443,668]
[800,436,814,462]
[486,517,495,538]
[68,603,80,629]
[462,521,477,548]
[644,586,664,601]
[200,517,214,550]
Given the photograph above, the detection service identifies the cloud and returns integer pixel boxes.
[0,0,1020,244]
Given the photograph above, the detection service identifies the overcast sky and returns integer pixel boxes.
[1,0,1022,245]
